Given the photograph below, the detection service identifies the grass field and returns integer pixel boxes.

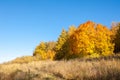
[0,55,120,80]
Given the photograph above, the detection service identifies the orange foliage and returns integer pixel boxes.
[69,21,114,58]
[34,21,115,60]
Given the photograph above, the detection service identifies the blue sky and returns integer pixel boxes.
[0,0,120,63]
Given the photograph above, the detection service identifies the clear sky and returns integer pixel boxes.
[0,0,120,63]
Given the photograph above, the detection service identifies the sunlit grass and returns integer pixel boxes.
[0,55,120,80]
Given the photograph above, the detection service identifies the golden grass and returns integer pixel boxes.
[0,55,120,80]
[6,56,41,64]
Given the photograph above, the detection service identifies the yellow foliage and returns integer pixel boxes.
[33,41,56,60]
[68,21,114,58]
[34,21,115,60]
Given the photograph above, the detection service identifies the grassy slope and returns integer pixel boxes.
[0,55,120,80]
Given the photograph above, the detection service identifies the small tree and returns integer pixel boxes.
[33,41,56,60]
[54,29,68,60]
[33,42,47,59]
[54,26,76,60]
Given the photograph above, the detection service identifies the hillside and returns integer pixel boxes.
[0,21,120,80]
[0,55,120,80]
[0,0,120,80]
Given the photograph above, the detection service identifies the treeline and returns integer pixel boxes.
[33,21,120,60]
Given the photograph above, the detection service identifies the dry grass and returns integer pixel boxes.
[6,56,41,64]
[0,55,120,80]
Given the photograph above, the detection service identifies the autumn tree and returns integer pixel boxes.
[33,41,56,60]
[33,42,47,59]
[68,21,114,58]
[54,26,77,60]
[113,23,120,53]
[54,29,68,60]
[68,21,96,58]
[95,24,114,56]
[46,41,56,60]
[34,21,115,60]
[111,22,119,41]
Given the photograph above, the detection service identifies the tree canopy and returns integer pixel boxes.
[33,21,120,60]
